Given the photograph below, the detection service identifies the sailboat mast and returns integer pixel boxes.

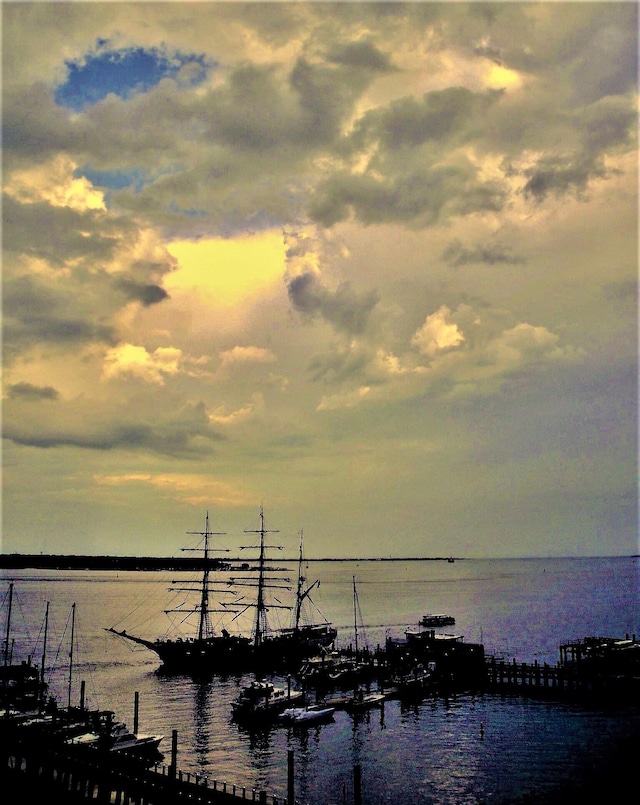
[40,601,50,693]
[67,602,76,709]
[353,576,359,659]
[3,582,13,667]
[294,530,304,632]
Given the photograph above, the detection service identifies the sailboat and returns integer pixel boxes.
[1,582,49,717]
[106,512,253,674]
[106,508,336,675]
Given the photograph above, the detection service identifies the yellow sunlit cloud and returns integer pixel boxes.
[485,64,523,91]
[4,155,106,211]
[165,231,286,307]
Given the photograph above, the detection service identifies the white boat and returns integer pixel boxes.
[420,614,455,627]
[231,679,304,720]
[67,712,163,761]
[277,704,335,724]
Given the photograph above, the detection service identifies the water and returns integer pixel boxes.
[2,556,639,804]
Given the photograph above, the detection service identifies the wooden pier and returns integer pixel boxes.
[484,634,640,699]
[1,727,297,805]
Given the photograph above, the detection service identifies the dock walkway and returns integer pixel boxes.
[1,737,292,805]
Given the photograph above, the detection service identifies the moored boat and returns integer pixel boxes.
[420,614,455,627]
[277,703,335,725]
[67,711,163,762]
[231,679,305,721]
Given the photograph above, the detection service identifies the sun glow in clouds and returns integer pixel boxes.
[166,231,286,307]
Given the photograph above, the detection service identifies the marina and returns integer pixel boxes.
[2,555,639,804]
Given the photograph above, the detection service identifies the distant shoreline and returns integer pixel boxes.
[0,553,462,570]
[0,554,635,570]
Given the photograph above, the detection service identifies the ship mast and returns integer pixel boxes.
[185,512,226,641]
[67,602,76,709]
[294,531,304,632]
[3,582,13,667]
[243,506,281,648]
[293,530,321,632]
[353,576,359,659]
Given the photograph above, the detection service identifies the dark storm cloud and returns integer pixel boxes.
[308,164,506,227]
[2,194,121,266]
[287,272,379,335]
[7,382,59,401]
[115,278,169,307]
[3,401,223,457]
[2,83,79,165]
[325,40,395,72]
[347,87,502,152]
[308,87,508,227]
[442,239,525,268]
[307,348,370,385]
[2,274,116,361]
[521,153,607,202]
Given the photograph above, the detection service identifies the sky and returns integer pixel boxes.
[1,1,638,560]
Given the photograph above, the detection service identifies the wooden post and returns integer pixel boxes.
[353,765,362,805]
[133,691,139,735]
[169,729,178,780]
[80,680,86,711]
[288,749,294,805]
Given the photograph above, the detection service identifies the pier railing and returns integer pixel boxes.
[1,741,297,805]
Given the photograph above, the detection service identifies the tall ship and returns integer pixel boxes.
[106,512,252,673]
[248,520,337,672]
[106,508,336,675]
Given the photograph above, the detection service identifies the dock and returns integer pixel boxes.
[1,726,294,805]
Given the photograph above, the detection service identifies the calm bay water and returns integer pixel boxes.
[2,556,639,804]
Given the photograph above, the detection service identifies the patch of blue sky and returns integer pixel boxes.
[55,44,211,111]
[75,167,147,192]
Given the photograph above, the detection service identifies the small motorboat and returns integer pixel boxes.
[231,680,305,720]
[277,704,335,725]
[66,711,163,762]
[420,614,455,627]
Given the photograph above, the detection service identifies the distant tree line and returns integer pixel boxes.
[0,554,233,571]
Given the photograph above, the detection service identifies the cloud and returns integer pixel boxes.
[6,382,59,401]
[2,273,116,362]
[3,399,223,457]
[102,343,196,385]
[115,278,169,307]
[411,305,466,357]
[287,272,379,334]
[93,471,251,508]
[218,346,277,370]
[208,393,265,426]
[442,238,525,268]
[311,302,584,411]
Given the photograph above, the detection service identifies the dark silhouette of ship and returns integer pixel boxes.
[106,508,336,675]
